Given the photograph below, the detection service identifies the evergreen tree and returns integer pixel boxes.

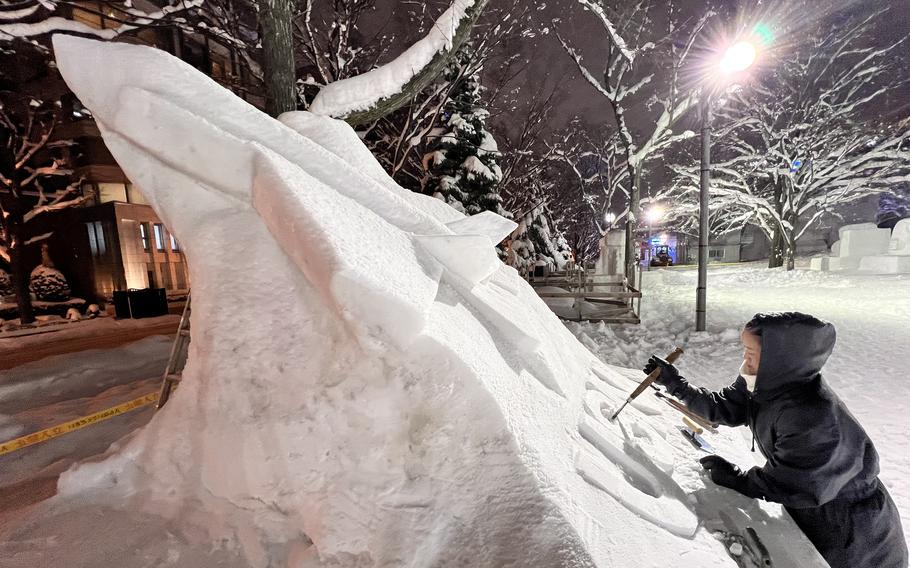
[425,49,507,217]
[507,203,573,276]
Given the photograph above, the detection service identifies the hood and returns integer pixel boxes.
[753,312,836,401]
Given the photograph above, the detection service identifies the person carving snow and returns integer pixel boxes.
[645,312,907,568]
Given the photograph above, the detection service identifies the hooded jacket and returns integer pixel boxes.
[666,313,880,508]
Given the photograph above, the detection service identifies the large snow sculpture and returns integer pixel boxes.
[26,36,827,567]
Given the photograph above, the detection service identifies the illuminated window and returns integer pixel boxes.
[86,221,106,257]
[139,223,150,251]
[153,224,165,252]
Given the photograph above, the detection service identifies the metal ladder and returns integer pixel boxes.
[157,293,191,409]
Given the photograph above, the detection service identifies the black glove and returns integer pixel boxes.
[642,355,681,388]
[699,455,749,495]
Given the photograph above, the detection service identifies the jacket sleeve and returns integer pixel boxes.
[740,402,859,508]
[665,376,750,427]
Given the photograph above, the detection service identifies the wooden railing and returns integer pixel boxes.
[528,267,642,324]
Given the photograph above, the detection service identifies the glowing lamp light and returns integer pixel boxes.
[604,211,616,225]
[719,41,757,74]
[646,207,664,224]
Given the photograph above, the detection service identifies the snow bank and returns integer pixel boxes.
[11,35,828,567]
[308,0,474,117]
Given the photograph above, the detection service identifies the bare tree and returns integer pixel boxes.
[558,0,712,278]
[0,95,85,323]
[660,10,910,270]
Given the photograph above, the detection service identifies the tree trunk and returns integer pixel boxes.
[785,213,798,271]
[786,235,796,271]
[259,0,296,117]
[768,228,784,268]
[768,178,785,268]
[9,241,34,325]
[624,167,641,283]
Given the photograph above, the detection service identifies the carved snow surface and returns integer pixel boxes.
[7,35,827,568]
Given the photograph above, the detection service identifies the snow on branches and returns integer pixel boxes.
[660,9,910,270]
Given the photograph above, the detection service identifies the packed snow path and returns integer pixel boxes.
[570,264,910,544]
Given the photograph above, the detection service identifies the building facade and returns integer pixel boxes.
[13,6,264,304]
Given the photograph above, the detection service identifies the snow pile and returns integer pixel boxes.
[2,36,828,567]
[309,0,474,117]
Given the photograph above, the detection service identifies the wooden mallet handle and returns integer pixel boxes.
[629,347,684,400]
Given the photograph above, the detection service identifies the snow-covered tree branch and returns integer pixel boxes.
[0,95,86,323]
[558,0,712,278]
[661,9,910,270]
[309,0,489,125]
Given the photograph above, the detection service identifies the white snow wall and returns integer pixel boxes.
[51,36,748,568]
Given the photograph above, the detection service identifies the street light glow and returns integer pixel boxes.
[646,207,663,224]
[604,211,616,225]
[719,41,757,74]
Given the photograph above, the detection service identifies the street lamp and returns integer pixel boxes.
[604,211,616,229]
[696,39,759,331]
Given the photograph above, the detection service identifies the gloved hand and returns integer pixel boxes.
[699,455,749,495]
[642,355,682,388]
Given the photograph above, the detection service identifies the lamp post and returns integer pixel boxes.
[696,39,758,332]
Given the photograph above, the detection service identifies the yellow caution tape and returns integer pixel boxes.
[0,391,159,457]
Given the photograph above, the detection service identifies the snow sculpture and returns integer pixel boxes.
[810,223,891,272]
[38,36,827,568]
[812,221,910,274]
[858,219,910,274]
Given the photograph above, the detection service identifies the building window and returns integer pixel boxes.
[170,234,180,252]
[709,249,725,259]
[153,224,166,252]
[139,223,150,251]
[86,221,106,257]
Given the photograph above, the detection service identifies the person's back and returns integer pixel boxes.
[646,312,907,568]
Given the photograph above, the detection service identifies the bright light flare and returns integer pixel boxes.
[604,212,616,225]
[646,207,664,224]
[719,41,758,74]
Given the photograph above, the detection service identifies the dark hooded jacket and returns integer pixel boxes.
[663,312,907,568]
[668,313,878,507]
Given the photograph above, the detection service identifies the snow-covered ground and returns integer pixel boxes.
[568,263,910,543]
[0,336,170,490]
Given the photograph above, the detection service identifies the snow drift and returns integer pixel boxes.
[1,35,827,567]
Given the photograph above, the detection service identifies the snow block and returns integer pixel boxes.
[252,149,441,348]
[837,222,879,239]
[445,210,518,244]
[279,111,464,224]
[838,226,891,258]
[858,255,910,274]
[413,234,499,287]
[828,256,862,271]
[889,219,910,256]
[810,257,830,272]
[38,36,829,568]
